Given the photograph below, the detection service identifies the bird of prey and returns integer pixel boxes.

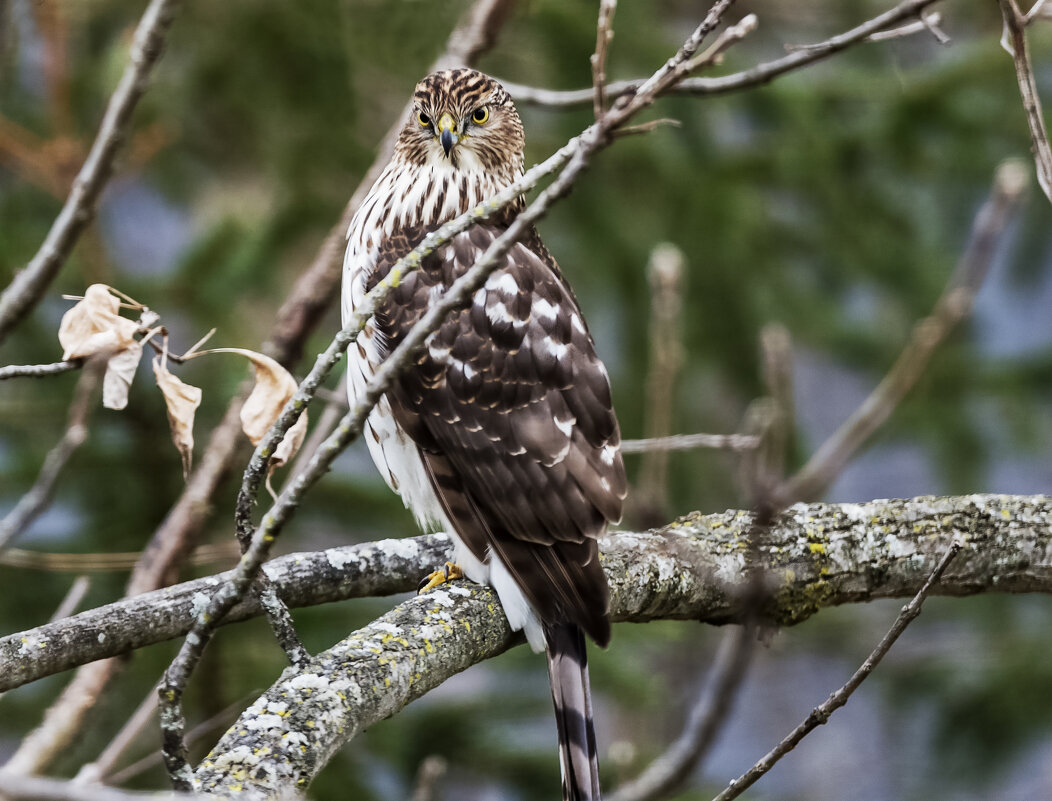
[342,68,627,801]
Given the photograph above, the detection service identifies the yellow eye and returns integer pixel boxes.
[471,107,490,125]
[418,112,431,127]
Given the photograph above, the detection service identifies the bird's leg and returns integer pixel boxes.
[418,561,464,593]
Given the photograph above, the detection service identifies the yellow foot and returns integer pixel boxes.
[418,561,464,593]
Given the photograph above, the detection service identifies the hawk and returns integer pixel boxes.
[342,69,627,801]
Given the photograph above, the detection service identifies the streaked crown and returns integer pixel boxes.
[395,69,525,179]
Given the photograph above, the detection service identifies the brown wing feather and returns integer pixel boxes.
[369,224,626,646]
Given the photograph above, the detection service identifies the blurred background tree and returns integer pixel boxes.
[1,1,1050,799]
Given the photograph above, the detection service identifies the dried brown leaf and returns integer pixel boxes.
[102,341,142,410]
[271,412,308,469]
[196,348,308,466]
[58,284,138,361]
[152,356,203,479]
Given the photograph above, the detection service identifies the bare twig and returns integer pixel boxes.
[48,576,91,623]
[0,361,80,379]
[636,243,686,519]
[0,773,190,801]
[591,0,617,119]
[501,0,943,108]
[774,160,1028,506]
[4,659,122,776]
[159,3,742,786]
[621,433,760,454]
[998,0,1052,203]
[1025,0,1052,23]
[74,685,160,786]
[608,624,755,801]
[0,353,106,553]
[866,10,948,43]
[409,756,449,801]
[0,542,238,572]
[791,10,947,47]
[0,0,183,345]
[711,542,962,801]
[102,697,247,786]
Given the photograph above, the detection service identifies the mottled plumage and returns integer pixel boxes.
[342,69,626,801]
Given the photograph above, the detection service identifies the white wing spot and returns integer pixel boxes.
[600,443,618,466]
[486,301,512,326]
[554,415,576,436]
[570,313,587,334]
[487,273,519,297]
[542,337,569,361]
[533,297,558,324]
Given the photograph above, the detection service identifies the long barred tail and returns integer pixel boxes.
[545,622,601,801]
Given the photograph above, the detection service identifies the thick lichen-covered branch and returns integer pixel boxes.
[4,494,1050,696]
[191,493,1050,797]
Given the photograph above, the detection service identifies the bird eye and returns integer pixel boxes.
[417,112,431,127]
[471,107,490,125]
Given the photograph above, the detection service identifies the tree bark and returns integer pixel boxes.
[184,493,1048,796]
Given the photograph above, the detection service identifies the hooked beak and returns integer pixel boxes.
[437,113,457,157]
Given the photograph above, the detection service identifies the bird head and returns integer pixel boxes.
[397,69,525,176]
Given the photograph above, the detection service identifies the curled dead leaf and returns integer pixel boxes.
[102,341,142,410]
[152,356,203,479]
[59,284,139,361]
[193,348,308,468]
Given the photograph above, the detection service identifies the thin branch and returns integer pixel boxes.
[607,623,756,801]
[866,10,948,43]
[998,0,1052,204]
[0,0,183,345]
[501,0,943,108]
[636,243,687,519]
[621,433,759,454]
[74,685,160,786]
[591,0,617,119]
[4,659,123,776]
[409,756,449,801]
[94,697,246,787]
[1025,0,1052,22]
[0,361,80,379]
[0,773,190,801]
[774,160,1028,506]
[710,541,962,801]
[48,576,91,623]
[0,542,238,572]
[0,353,106,553]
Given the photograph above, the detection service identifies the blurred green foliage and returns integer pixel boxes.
[1,1,1051,799]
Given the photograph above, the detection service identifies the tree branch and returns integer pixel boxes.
[4,494,1049,696]
[0,772,189,801]
[711,541,962,801]
[185,493,1046,796]
[500,0,942,108]
[0,0,183,345]
[0,361,80,379]
[998,0,1052,204]
[772,159,1027,506]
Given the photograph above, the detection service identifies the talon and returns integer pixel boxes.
[418,561,464,593]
